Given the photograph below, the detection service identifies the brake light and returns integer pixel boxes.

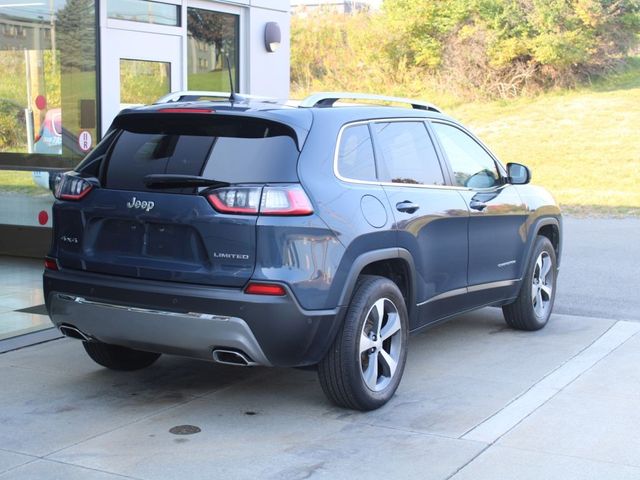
[206,185,313,216]
[54,173,94,200]
[157,108,215,114]
[245,282,286,296]
[44,257,59,271]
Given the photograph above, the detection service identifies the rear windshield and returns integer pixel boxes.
[101,114,300,192]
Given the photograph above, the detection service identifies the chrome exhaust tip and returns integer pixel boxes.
[59,325,91,342]
[212,349,256,367]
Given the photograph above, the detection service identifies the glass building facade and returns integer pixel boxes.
[0,0,98,170]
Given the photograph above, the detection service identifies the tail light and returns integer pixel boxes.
[207,187,262,214]
[54,173,94,200]
[206,185,313,216]
[260,185,314,216]
[44,256,59,271]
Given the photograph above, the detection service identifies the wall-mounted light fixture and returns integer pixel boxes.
[264,22,281,53]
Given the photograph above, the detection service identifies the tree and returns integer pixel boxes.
[55,0,95,72]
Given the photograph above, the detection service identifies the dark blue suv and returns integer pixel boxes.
[44,92,562,410]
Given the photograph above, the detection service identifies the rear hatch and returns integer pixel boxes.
[53,111,302,287]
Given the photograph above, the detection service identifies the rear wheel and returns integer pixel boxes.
[83,341,161,371]
[318,275,408,411]
[503,235,557,331]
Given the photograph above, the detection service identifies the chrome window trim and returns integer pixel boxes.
[333,118,474,192]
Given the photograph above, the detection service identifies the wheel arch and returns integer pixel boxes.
[337,248,417,325]
[516,215,562,286]
[537,221,561,266]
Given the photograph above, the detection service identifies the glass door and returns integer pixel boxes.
[101,25,182,130]
[186,6,239,92]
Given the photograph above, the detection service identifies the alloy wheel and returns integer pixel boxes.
[359,298,403,392]
[532,251,553,318]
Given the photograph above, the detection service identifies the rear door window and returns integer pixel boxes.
[372,121,445,186]
[103,114,299,192]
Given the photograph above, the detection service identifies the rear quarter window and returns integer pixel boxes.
[336,124,377,182]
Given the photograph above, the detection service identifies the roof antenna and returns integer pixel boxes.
[225,55,236,104]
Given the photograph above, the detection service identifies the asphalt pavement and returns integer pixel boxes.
[555,217,640,321]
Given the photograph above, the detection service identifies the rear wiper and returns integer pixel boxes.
[143,174,230,189]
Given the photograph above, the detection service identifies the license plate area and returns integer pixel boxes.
[90,219,206,263]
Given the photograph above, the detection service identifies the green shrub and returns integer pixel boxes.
[0,100,26,151]
[291,0,640,99]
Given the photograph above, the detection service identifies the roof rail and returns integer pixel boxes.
[154,90,284,105]
[299,92,441,112]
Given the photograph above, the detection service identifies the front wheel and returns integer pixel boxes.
[503,235,557,331]
[318,275,408,411]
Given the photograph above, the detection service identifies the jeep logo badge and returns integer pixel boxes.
[126,196,155,212]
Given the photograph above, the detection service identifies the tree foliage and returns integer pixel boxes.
[291,0,640,99]
[55,0,96,72]
[187,9,236,51]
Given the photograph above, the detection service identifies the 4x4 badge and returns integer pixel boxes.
[126,196,154,212]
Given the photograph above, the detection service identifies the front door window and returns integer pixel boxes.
[432,122,501,189]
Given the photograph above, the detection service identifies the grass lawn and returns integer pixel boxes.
[0,170,41,195]
[447,58,640,216]
[187,69,236,92]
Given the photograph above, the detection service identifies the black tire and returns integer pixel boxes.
[503,235,557,331]
[318,275,408,411]
[83,341,161,371]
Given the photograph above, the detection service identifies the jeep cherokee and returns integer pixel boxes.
[44,92,562,411]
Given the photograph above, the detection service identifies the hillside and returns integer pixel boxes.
[448,58,640,215]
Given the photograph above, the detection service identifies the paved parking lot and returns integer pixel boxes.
[1,216,639,479]
[556,217,640,321]
[2,307,639,479]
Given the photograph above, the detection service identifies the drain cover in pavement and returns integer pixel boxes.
[169,425,201,435]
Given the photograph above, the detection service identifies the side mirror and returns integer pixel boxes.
[507,163,531,185]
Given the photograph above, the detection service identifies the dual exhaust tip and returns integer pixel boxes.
[212,349,257,367]
[60,325,256,367]
[59,324,91,342]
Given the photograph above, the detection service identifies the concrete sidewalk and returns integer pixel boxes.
[1,308,638,479]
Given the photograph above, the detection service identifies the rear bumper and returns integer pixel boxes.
[43,269,345,367]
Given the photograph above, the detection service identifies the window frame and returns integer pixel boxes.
[332,118,454,190]
[428,120,508,191]
[106,0,182,27]
[185,6,240,93]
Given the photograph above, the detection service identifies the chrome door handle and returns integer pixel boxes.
[396,201,420,214]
